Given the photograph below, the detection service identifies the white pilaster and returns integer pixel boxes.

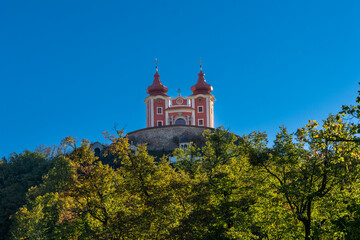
[151,98,154,127]
[211,101,214,128]
[206,97,210,127]
[166,111,169,126]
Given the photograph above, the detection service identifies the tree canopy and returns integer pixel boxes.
[2,86,360,239]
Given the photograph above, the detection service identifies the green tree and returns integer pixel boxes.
[247,115,360,240]
[0,151,52,240]
[11,135,191,239]
[172,128,260,239]
[10,140,123,239]
[105,133,192,239]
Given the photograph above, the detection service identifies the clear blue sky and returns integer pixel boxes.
[1,0,360,157]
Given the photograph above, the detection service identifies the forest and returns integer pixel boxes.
[1,87,360,240]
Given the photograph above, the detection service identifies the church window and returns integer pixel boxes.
[198,119,204,126]
[157,107,163,115]
[175,118,186,125]
[157,99,162,103]
[179,143,190,150]
[157,121,163,126]
[198,98,202,102]
[198,106,203,113]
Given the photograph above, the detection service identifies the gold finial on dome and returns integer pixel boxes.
[147,58,168,96]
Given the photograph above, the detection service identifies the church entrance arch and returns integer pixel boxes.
[175,118,186,125]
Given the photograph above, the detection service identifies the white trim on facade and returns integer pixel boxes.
[166,111,169,126]
[150,98,154,127]
[211,101,214,128]
[146,93,215,129]
[192,110,195,126]
[179,143,191,150]
[144,95,171,103]
[165,108,195,113]
[146,102,149,127]
[206,97,210,127]
[167,105,191,108]
[198,119,204,126]
[187,94,216,101]
[157,107,163,115]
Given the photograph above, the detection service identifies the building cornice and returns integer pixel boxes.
[187,94,216,101]
[165,108,195,113]
[144,95,171,103]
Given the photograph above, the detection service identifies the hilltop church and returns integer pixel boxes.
[91,62,215,157]
[144,63,215,128]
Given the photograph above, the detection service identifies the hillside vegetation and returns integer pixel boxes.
[2,87,360,240]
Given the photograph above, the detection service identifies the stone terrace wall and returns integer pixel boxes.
[126,125,213,152]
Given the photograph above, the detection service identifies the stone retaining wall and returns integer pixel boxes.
[126,125,214,152]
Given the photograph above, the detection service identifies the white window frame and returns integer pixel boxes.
[157,107,163,115]
[179,143,190,150]
[198,106,203,113]
[157,120,163,127]
[198,119,204,126]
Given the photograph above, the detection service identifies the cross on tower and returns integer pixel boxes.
[177,88,182,96]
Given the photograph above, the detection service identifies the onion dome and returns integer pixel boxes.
[146,66,169,96]
[191,65,213,95]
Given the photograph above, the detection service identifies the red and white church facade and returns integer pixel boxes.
[144,65,215,128]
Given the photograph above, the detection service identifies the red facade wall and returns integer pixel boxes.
[153,98,166,127]
[171,97,188,107]
[146,95,213,128]
[194,96,207,127]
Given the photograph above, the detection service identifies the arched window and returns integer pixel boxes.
[179,143,190,150]
[175,118,186,125]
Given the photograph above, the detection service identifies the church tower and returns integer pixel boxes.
[145,61,215,128]
[189,64,215,128]
[144,64,170,127]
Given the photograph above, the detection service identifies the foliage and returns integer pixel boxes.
[4,85,360,239]
[10,136,191,239]
[0,151,52,240]
[6,120,360,240]
[172,128,260,239]
[246,115,360,240]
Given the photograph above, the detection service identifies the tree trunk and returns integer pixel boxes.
[304,219,311,240]
[303,199,312,240]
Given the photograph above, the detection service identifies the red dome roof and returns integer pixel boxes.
[190,67,213,95]
[146,69,169,96]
